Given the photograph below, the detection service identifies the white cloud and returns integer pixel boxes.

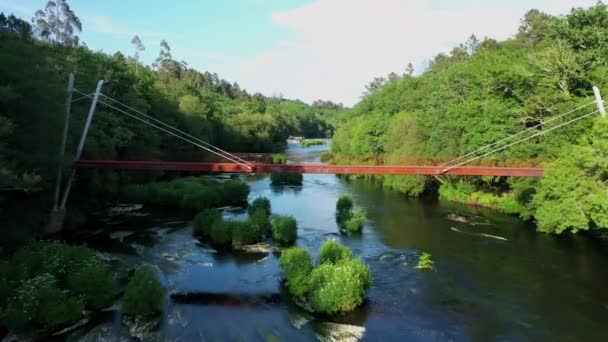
[237,0,597,106]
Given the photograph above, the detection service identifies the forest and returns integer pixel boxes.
[0,3,341,249]
[328,3,608,234]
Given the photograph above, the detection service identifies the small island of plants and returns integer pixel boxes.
[300,139,327,148]
[193,196,298,249]
[279,240,372,314]
[335,195,366,234]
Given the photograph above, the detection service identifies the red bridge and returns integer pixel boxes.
[74,160,544,177]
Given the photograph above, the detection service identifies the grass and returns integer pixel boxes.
[301,139,327,148]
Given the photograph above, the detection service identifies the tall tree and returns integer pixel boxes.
[33,0,81,47]
[131,35,145,60]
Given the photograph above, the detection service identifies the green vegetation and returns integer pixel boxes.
[122,265,166,316]
[0,242,116,332]
[278,241,372,315]
[270,154,287,164]
[308,258,372,314]
[248,196,271,217]
[335,195,365,233]
[210,220,233,247]
[250,208,272,237]
[193,208,222,237]
[415,252,434,270]
[124,177,249,211]
[342,210,366,233]
[301,139,327,148]
[271,216,298,245]
[318,239,353,265]
[278,247,313,297]
[270,173,303,185]
[329,4,608,234]
[232,220,263,245]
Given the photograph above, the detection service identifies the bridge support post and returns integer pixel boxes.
[49,79,104,233]
[46,73,75,234]
[593,86,606,118]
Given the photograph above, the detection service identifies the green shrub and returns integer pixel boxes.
[341,209,366,233]
[336,195,354,219]
[318,239,353,265]
[122,265,165,316]
[270,173,303,185]
[193,209,222,237]
[270,154,287,164]
[250,208,272,237]
[122,177,250,211]
[279,248,313,297]
[415,252,434,270]
[272,216,298,245]
[248,197,271,217]
[307,258,371,314]
[210,220,233,247]
[320,151,333,162]
[301,139,326,148]
[67,262,116,310]
[3,273,83,331]
[232,220,263,245]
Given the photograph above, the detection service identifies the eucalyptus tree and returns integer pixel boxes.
[33,0,81,47]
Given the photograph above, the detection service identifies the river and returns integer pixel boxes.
[65,143,608,341]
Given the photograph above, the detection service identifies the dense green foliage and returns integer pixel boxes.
[318,239,353,265]
[248,196,271,217]
[0,1,336,247]
[124,177,249,211]
[232,220,263,245]
[271,216,298,245]
[270,173,303,185]
[193,208,222,237]
[342,210,366,234]
[210,220,233,247]
[329,4,608,234]
[279,241,372,314]
[336,195,354,217]
[0,242,116,331]
[278,247,313,297]
[308,258,372,314]
[532,118,608,233]
[300,139,327,148]
[270,153,287,164]
[250,208,272,237]
[415,252,434,270]
[122,265,165,316]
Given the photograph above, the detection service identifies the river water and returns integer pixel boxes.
[67,143,608,341]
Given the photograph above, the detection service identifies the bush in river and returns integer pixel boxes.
[341,209,366,234]
[122,265,166,317]
[250,208,272,237]
[210,220,233,247]
[0,242,117,332]
[270,173,303,185]
[193,209,222,237]
[301,139,326,148]
[123,177,250,211]
[415,252,434,270]
[232,220,263,245]
[278,241,372,315]
[308,258,371,314]
[336,195,354,218]
[279,248,313,298]
[272,216,298,245]
[270,153,287,164]
[318,239,353,265]
[248,197,271,217]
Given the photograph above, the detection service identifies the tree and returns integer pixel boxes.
[33,0,82,47]
[404,63,414,77]
[517,9,554,44]
[131,35,145,61]
[0,13,32,38]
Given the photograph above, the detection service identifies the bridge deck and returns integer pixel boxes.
[74,160,544,177]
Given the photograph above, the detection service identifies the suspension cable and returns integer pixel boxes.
[440,100,597,166]
[73,90,252,170]
[96,92,251,165]
[441,109,600,173]
[71,93,94,103]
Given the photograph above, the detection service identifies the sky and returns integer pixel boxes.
[0,0,598,106]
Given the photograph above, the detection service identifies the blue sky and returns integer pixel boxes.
[0,0,598,105]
